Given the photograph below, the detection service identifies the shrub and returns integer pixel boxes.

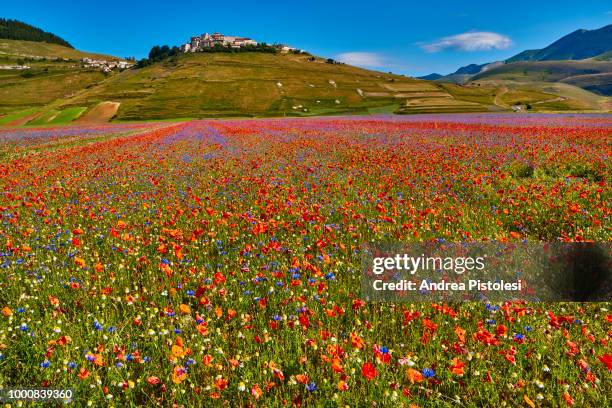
[509,161,534,178]
[566,163,603,182]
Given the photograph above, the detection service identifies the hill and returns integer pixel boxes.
[54,52,502,120]
[0,18,72,48]
[506,24,612,62]
[0,39,124,120]
[471,60,612,95]
[0,38,120,61]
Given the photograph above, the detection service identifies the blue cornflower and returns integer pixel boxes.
[306,382,318,392]
[485,303,500,312]
[422,368,435,378]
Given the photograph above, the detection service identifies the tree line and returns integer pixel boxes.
[135,43,279,68]
[0,18,73,48]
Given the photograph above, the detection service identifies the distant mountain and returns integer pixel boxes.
[506,24,612,62]
[434,61,504,83]
[454,64,483,75]
[0,18,73,48]
[471,60,612,96]
[417,73,443,80]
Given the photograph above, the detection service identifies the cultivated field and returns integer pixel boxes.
[0,115,610,407]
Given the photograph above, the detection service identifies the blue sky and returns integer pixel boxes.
[3,1,611,76]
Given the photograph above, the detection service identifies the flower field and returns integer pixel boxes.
[0,114,610,407]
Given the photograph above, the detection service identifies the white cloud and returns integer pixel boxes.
[335,52,386,67]
[421,32,513,52]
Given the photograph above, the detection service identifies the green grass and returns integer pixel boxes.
[24,107,88,126]
[26,109,60,125]
[500,88,557,105]
[48,106,87,124]
[437,83,498,105]
[0,107,40,125]
[366,104,399,114]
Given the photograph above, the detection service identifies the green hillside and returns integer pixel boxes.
[0,38,121,61]
[560,73,612,96]
[0,40,117,117]
[57,52,498,120]
[471,60,612,95]
[591,51,612,61]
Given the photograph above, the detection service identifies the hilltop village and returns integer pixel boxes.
[181,32,298,53]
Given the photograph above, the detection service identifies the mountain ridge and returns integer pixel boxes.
[506,25,612,62]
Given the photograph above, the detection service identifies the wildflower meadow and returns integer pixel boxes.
[0,114,610,407]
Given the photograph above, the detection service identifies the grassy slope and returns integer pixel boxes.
[590,51,612,61]
[0,39,120,61]
[0,66,106,112]
[472,60,612,82]
[0,39,120,120]
[466,60,612,110]
[559,73,612,96]
[60,52,497,119]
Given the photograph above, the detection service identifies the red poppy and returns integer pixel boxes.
[361,362,377,380]
[598,354,612,371]
[147,376,160,385]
